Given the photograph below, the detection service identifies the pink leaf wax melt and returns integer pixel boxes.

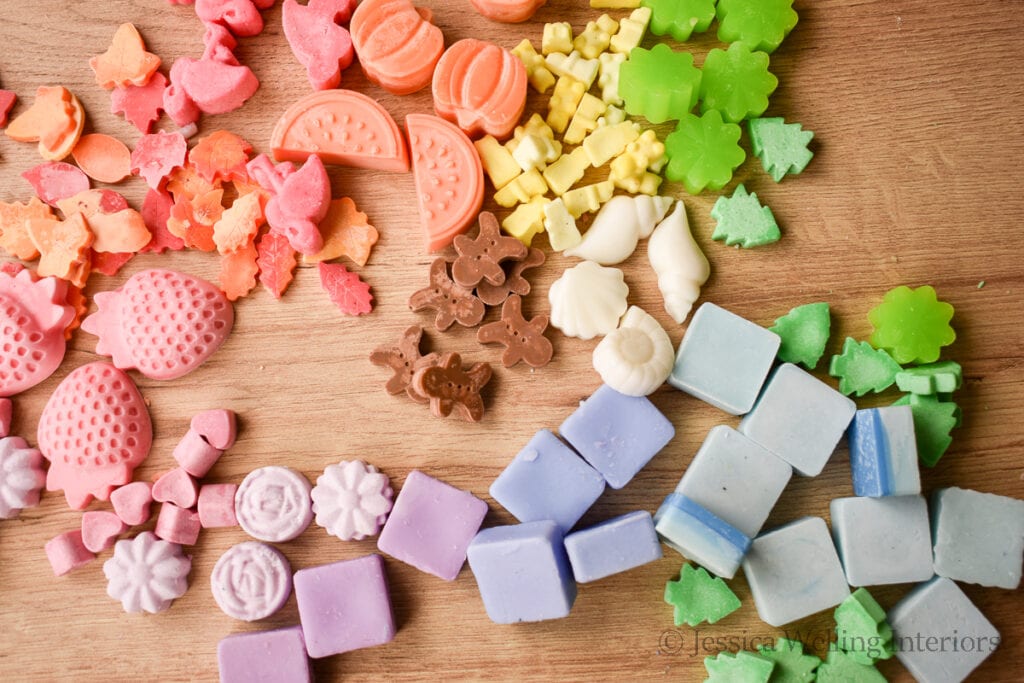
[38,362,153,509]
[376,469,488,581]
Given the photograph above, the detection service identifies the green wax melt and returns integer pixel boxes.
[868,285,956,364]
[664,563,741,627]
[748,117,814,181]
[642,0,716,41]
[815,649,886,682]
[704,650,774,683]
[710,184,779,246]
[893,393,960,466]
[834,588,895,665]
[829,337,902,396]
[619,43,701,124]
[716,0,799,54]
[755,638,821,683]
[895,360,963,395]
[700,43,778,123]
[770,302,831,369]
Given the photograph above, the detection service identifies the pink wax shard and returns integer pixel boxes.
[218,626,312,683]
[45,530,95,576]
[376,469,489,581]
[130,130,188,190]
[0,269,75,398]
[282,0,357,90]
[110,481,154,526]
[293,554,396,658]
[247,153,329,255]
[198,483,238,528]
[152,467,199,508]
[22,162,90,207]
[196,0,267,37]
[173,429,224,478]
[155,502,201,545]
[164,58,201,127]
[0,398,11,437]
[81,269,235,381]
[139,188,185,253]
[110,71,168,133]
[0,90,16,128]
[191,408,237,450]
[81,510,128,553]
[38,362,153,510]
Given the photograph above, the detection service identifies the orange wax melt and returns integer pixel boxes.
[432,39,527,140]
[350,0,444,95]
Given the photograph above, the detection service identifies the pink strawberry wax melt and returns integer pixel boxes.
[82,269,234,381]
[0,269,76,397]
[37,362,153,509]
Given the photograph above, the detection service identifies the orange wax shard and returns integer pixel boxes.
[72,134,132,184]
[90,23,162,90]
[349,0,444,95]
[167,164,222,203]
[469,0,546,23]
[432,39,527,140]
[86,209,151,254]
[0,197,54,260]
[212,192,265,255]
[256,231,297,300]
[189,130,254,184]
[219,240,259,301]
[168,189,225,252]
[270,89,409,171]
[5,86,85,161]
[303,197,379,267]
[407,114,484,253]
[26,213,94,288]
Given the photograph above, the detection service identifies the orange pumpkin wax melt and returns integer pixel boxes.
[432,39,528,140]
[350,0,444,95]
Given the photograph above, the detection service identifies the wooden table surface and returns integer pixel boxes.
[1,1,1022,680]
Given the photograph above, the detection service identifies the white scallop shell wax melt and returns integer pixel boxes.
[549,261,629,340]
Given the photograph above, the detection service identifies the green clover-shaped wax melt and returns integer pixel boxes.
[619,43,701,124]
[642,0,717,41]
[700,42,778,123]
[717,0,799,53]
[664,110,745,194]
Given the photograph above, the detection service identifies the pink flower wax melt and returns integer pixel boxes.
[376,470,488,581]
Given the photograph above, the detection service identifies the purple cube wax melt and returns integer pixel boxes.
[558,384,675,489]
[490,429,605,532]
[217,625,311,683]
[564,511,662,583]
[467,520,577,624]
[377,470,489,581]
[293,554,395,658]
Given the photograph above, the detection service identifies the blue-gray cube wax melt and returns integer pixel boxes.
[558,384,675,489]
[564,511,662,583]
[654,493,751,579]
[490,430,605,532]
[889,577,999,683]
[848,406,920,497]
[674,425,792,538]
[668,303,781,415]
[932,487,1024,589]
[466,521,576,624]
[830,495,933,586]
[739,363,857,477]
[742,516,850,627]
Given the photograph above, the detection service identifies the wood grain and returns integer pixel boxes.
[1,1,1022,681]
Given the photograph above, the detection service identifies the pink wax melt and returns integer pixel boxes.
[152,467,199,508]
[45,530,95,576]
[81,510,128,553]
[155,502,201,545]
[110,481,153,526]
[198,483,238,528]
